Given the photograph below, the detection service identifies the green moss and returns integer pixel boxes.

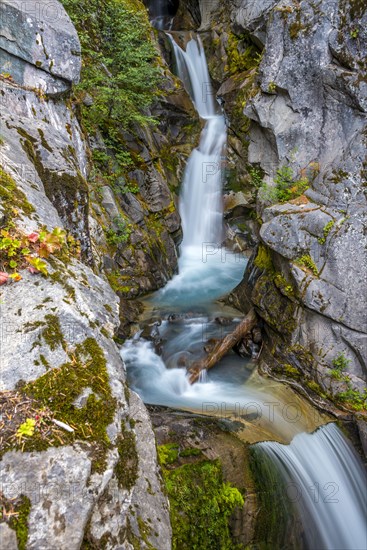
[179,448,202,458]
[273,273,294,298]
[49,268,76,299]
[137,516,156,549]
[249,446,296,546]
[39,354,50,369]
[252,271,297,334]
[254,244,274,272]
[19,131,88,235]
[305,379,327,398]
[114,421,139,490]
[0,167,34,218]
[22,338,116,468]
[157,443,179,466]
[336,388,367,412]
[42,314,66,351]
[318,220,335,244]
[158,450,244,550]
[283,363,301,380]
[37,128,53,153]
[107,270,134,294]
[225,33,262,76]
[8,495,31,550]
[296,254,319,276]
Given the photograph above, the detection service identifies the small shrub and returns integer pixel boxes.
[0,226,72,282]
[258,165,309,204]
[336,388,367,412]
[332,352,350,372]
[249,166,265,188]
[105,216,132,246]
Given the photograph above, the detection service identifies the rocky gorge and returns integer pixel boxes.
[0,0,366,549]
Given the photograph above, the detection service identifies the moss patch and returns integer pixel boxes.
[41,314,66,351]
[0,167,34,218]
[114,421,139,490]
[296,254,319,276]
[158,446,244,550]
[318,220,335,244]
[22,338,116,469]
[254,244,274,272]
[7,495,31,550]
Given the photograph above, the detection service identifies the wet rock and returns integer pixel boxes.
[140,321,163,354]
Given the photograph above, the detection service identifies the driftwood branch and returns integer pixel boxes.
[187,308,257,384]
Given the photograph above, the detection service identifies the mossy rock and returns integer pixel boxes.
[0,167,34,219]
[159,453,244,550]
[22,337,116,471]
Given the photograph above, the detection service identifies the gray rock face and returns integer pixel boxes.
[228,0,367,405]
[0,0,81,94]
[0,523,18,550]
[0,2,171,547]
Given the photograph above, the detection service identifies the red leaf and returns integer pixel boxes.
[28,232,39,243]
[0,272,9,285]
[28,266,40,274]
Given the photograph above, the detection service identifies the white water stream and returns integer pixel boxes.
[258,424,367,549]
[122,28,367,549]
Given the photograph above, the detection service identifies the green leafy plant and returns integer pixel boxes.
[16,419,36,440]
[249,166,265,188]
[60,0,160,133]
[0,226,73,283]
[105,216,132,246]
[330,353,350,380]
[336,388,367,411]
[258,165,309,204]
[350,28,359,38]
[318,220,335,244]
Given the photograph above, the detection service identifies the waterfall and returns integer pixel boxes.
[168,35,225,256]
[256,423,367,549]
[123,11,367,549]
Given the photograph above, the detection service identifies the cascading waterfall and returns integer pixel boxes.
[122,19,367,549]
[256,423,367,549]
[152,34,246,306]
[168,35,225,254]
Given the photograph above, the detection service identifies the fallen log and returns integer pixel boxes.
[187,308,257,384]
